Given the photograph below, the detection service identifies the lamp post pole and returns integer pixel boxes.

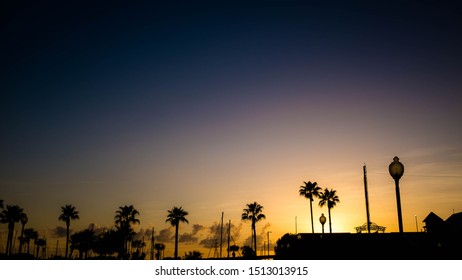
[389,156,404,233]
[267,231,271,256]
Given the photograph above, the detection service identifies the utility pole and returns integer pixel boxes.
[364,164,371,233]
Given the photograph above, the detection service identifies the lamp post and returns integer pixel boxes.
[19,213,28,254]
[389,156,404,233]
[319,213,326,234]
[267,231,271,256]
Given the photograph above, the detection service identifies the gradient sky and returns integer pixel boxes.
[1,1,462,258]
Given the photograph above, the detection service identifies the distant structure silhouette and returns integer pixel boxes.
[275,211,462,260]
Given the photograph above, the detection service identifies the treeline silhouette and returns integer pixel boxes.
[0,198,275,260]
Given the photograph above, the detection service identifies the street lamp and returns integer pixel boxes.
[267,231,271,256]
[319,213,326,234]
[19,213,28,254]
[389,156,404,233]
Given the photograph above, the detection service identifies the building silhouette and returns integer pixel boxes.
[275,212,462,260]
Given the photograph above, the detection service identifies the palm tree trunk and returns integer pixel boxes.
[309,200,314,233]
[7,224,14,255]
[174,224,179,259]
[328,207,332,233]
[65,223,70,258]
[252,222,257,255]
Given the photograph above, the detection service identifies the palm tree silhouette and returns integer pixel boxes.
[299,181,321,233]
[114,205,140,258]
[58,204,80,258]
[1,204,24,255]
[70,229,95,259]
[154,243,165,260]
[166,206,189,259]
[23,228,38,255]
[34,237,46,259]
[318,188,340,233]
[241,201,266,254]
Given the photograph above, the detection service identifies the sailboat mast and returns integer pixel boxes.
[220,212,224,258]
[227,219,231,258]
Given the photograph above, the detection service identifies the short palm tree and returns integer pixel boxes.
[58,204,80,258]
[241,201,266,254]
[318,188,340,233]
[114,205,140,257]
[35,237,46,259]
[299,181,321,233]
[166,206,189,259]
[154,243,165,260]
[23,228,39,255]
[1,204,24,255]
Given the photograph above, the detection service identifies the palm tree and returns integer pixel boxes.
[23,228,38,255]
[70,229,95,259]
[229,244,239,258]
[114,205,140,258]
[299,181,321,233]
[166,206,189,259]
[241,201,266,254]
[318,188,340,233]
[35,237,46,259]
[154,243,165,260]
[58,204,80,258]
[1,204,24,255]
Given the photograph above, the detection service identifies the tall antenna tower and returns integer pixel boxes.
[364,163,371,233]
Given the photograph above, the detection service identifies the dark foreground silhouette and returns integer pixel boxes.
[275,212,462,260]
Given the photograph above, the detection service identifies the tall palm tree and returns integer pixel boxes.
[166,206,189,259]
[318,188,340,233]
[114,205,140,258]
[23,228,38,255]
[241,201,266,254]
[58,204,80,258]
[1,204,24,255]
[299,181,321,233]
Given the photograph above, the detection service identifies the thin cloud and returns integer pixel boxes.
[199,222,242,248]
[155,227,174,243]
[50,226,67,238]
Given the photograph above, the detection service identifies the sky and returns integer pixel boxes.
[1,0,462,258]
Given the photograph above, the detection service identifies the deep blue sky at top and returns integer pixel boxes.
[1,0,462,186]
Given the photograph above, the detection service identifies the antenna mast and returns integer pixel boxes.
[364,164,371,233]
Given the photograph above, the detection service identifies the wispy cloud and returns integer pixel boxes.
[50,226,67,238]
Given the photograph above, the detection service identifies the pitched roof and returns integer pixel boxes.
[445,212,462,224]
[423,212,444,223]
